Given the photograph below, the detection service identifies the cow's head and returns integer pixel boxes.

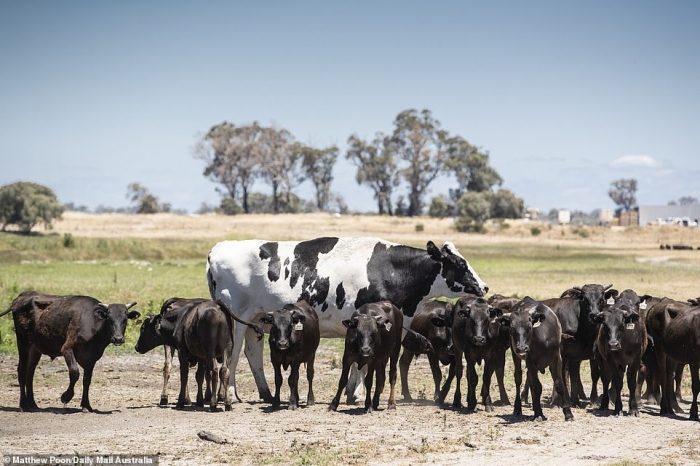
[561,283,612,319]
[93,301,139,346]
[590,304,640,352]
[428,302,454,360]
[134,314,163,354]
[497,297,548,360]
[427,241,488,297]
[260,304,307,351]
[454,295,500,346]
[342,312,389,358]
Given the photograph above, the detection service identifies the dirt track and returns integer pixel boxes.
[1,345,699,466]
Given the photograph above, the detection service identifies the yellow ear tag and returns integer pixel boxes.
[384,322,392,331]
[626,323,635,329]
[294,322,304,331]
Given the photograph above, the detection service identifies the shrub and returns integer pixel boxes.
[530,226,541,236]
[415,223,424,232]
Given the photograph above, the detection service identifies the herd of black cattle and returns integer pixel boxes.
[2,285,699,422]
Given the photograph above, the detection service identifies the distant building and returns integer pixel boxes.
[525,207,539,220]
[639,204,700,226]
[619,210,639,226]
[558,209,570,225]
[599,209,614,225]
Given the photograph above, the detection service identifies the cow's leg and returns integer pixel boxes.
[195,363,206,408]
[425,352,443,403]
[364,365,376,413]
[272,361,283,409]
[372,363,386,411]
[550,354,573,421]
[345,363,367,405]
[675,363,685,403]
[589,358,601,404]
[306,354,316,406]
[399,348,416,401]
[209,359,221,413]
[80,362,96,413]
[689,362,699,421]
[60,349,80,406]
[513,356,523,418]
[495,348,510,405]
[480,359,495,413]
[160,345,173,405]
[243,325,273,402]
[288,363,301,410]
[627,360,641,417]
[329,355,352,411]
[598,357,611,412]
[21,344,42,411]
[611,364,624,416]
[568,360,584,407]
[466,361,478,412]
[176,352,190,410]
[220,353,232,411]
[452,350,464,409]
[521,372,530,405]
[438,361,455,405]
[528,365,545,421]
[387,342,400,410]
[227,323,246,403]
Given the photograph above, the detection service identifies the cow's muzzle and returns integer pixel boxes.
[276,340,290,350]
[608,341,621,352]
[515,345,529,359]
[471,336,486,346]
[360,347,373,357]
[112,336,125,346]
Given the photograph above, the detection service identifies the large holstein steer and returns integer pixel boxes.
[259,301,320,410]
[645,298,700,420]
[451,294,505,412]
[541,283,614,407]
[329,301,403,413]
[206,237,488,403]
[399,299,455,404]
[1,291,139,412]
[496,297,574,421]
[592,296,647,417]
[135,299,262,412]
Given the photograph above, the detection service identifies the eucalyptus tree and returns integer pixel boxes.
[299,143,339,211]
[258,126,304,213]
[346,133,399,215]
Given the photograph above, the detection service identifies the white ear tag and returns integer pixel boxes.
[639,302,647,310]
[533,321,541,328]
[626,323,635,329]
[607,297,615,305]
[294,322,304,331]
[384,322,392,331]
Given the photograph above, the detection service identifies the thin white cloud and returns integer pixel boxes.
[609,154,660,168]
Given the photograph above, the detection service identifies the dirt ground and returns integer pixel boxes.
[1,344,699,466]
[2,213,700,465]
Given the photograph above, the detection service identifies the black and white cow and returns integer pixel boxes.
[206,237,488,402]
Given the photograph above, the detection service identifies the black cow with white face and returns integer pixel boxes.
[207,237,488,403]
[451,294,505,412]
[329,301,403,414]
[260,301,320,410]
[1,291,139,412]
[497,297,573,421]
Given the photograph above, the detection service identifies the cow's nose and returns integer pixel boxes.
[482,286,490,295]
[516,344,529,355]
[112,336,125,345]
[446,344,454,356]
[472,336,486,346]
[360,347,373,356]
[609,341,621,351]
[277,340,289,350]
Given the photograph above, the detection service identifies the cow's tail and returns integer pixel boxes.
[0,306,12,318]
[401,327,435,355]
[216,299,265,342]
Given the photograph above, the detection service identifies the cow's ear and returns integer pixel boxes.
[93,304,108,319]
[489,307,503,319]
[259,313,274,325]
[374,315,387,328]
[624,311,640,323]
[532,312,546,325]
[560,288,582,299]
[640,294,654,303]
[426,241,443,261]
[342,319,357,329]
[496,314,511,327]
[292,311,307,323]
[604,289,619,300]
[431,317,446,327]
[128,310,141,320]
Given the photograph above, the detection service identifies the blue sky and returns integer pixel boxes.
[1,1,698,214]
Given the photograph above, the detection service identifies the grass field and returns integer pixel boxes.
[2,217,699,355]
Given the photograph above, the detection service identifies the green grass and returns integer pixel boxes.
[1,232,698,355]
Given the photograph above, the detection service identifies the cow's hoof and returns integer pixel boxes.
[195,401,205,408]
[61,391,74,404]
[403,394,413,401]
[629,409,639,417]
[210,405,222,413]
[484,405,494,413]
[307,399,315,407]
[174,403,185,410]
[288,404,297,411]
[364,408,373,414]
[346,396,357,406]
[224,404,232,412]
[388,403,396,410]
[533,415,547,422]
[184,397,192,405]
[328,404,338,412]
[81,406,93,414]
[159,396,169,406]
